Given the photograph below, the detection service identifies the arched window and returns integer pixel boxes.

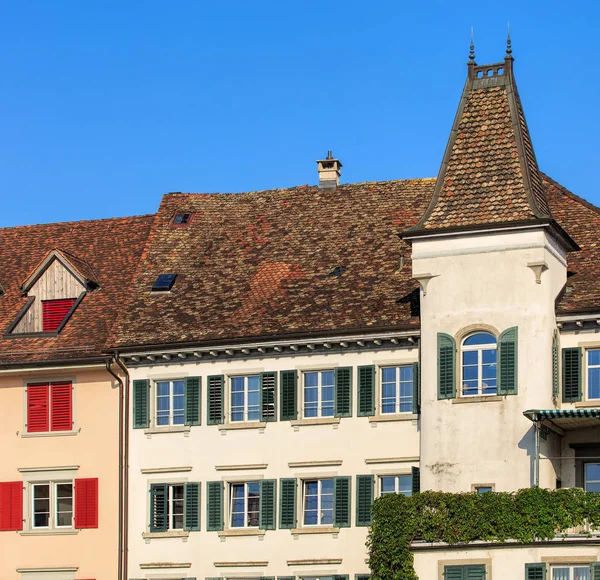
[461,332,497,396]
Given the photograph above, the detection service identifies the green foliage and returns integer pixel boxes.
[368,487,600,580]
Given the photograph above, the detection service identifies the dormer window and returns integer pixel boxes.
[42,299,77,332]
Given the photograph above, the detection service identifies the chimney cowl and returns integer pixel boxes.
[316,150,342,190]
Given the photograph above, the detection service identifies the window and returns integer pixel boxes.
[551,565,591,580]
[27,382,73,433]
[303,479,333,526]
[475,486,493,494]
[150,483,185,531]
[229,482,260,528]
[380,475,412,497]
[173,212,191,224]
[303,371,334,418]
[31,482,73,529]
[461,332,497,396]
[42,299,77,332]
[584,463,600,492]
[155,380,184,426]
[230,375,260,422]
[587,349,600,399]
[381,365,413,414]
[152,273,177,291]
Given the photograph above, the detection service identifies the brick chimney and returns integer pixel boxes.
[316,151,342,189]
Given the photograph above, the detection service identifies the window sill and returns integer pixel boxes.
[575,401,600,409]
[20,529,79,536]
[218,422,267,432]
[142,531,190,539]
[452,395,503,404]
[218,529,266,537]
[290,527,340,535]
[144,426,191,436]
[290,417,341,427]
[21,430,78,438]
[369,413,417,423]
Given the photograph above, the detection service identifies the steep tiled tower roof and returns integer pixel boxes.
[410,46,554,233]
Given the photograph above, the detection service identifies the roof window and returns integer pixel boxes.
[172,212,192,225]
[152,274,177,292]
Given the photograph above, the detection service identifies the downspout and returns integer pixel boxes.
[533,415,540,487]
[115,353,130,580]
[105,357,124,580]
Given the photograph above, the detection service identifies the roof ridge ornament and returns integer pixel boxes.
[469,28,475,63]
[505,22,513,59]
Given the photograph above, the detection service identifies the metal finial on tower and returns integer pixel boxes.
[469,27,475,63]
[506,22,512,57]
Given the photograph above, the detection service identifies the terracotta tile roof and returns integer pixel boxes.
[110,179,435,349]
[412,58,551,232]
[0,215,154,365]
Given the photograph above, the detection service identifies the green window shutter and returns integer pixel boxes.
[498,327,518,395]
[562,347,582,402]
[443,567,465,580]
[333,476,351,528]
[357,365,375,416]
[184,482,201,531]
[260,372,277,422]
[411,466,420,494]
[278,577,295,580]
[149,483,167,532]
[334,367,352,417]
[552,330,559,399]
[260,577,275,580]
[133,379,150,429]
[280,370,297,421]
[591,562,600,580]
[465,565,486,580]
[333,576,349,580]
[206,481,224,531]
[355,575,370,580]
[207,375,224,425]
[356,474,374,527]
[259,479,276,530]
[412,361,420,414]
[525,564,546,580]
[279,478,296,529]
[184,377,201,426]
[437,333,456,399]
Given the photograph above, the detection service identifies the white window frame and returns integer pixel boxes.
[378,474,412,497]
[166,483,185,531]
[586,348,600,400]
[154,379,185,427]
[31,480,73,530]
[380,365,413,415]
[550,564,592,580]
[302,370,335,419]
[228,481,260,528]
[302,478,334,527]
[229,375,261,423]
[460,332,498,397]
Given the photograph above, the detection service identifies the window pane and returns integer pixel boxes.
[398,475,412,496]
[476,486,492,494]
[463,351,478,365]
[552,569,570,580]
[382,367,397,382]
[320,479,333,494]
[482,349,497,364]
[172,380,185,395]
[380,476,395,495]
[588,367,600,399]
[574,568,590,580]
[304,372,318,387]
[464,333,496,346]
[156,382,170,396]
[321,371,334,387]
[589,349,600,366]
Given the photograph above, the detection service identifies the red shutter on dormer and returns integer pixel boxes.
[0,482,23,531]
[27,383,49,432]
[75,478,98,529]
[50,382,72,431]
[42,298,76,332]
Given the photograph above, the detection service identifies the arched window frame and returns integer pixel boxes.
[460,331,498,397]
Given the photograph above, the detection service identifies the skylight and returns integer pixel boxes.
[152,274,177,292]
[173,213,191,225]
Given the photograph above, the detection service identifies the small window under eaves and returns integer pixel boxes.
[152,273,177,292]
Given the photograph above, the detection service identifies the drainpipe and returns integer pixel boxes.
[533,415,540,487]
[115,353,130,580]
[105,358,124,580]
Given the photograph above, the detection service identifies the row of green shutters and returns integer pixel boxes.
[150,470,419,532]
[525,563,600,579]
[445,564,600,580]
[133,364,420,428]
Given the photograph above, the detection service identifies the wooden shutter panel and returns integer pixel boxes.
[27,383,49,433]
[562,347,582,402]
[0,481,23,531]
[206,481,224,531]
[590,562,600,580]
[50,382,72,431]
[498,327,518,395]
[333,476,351,528]
[438,333,456,399]
[207,375,224,425]
[333,576,349,580]
[184,377,201,426]
[444,567,465,580]
[75,478,98,529]
[552,330,559,399]
[465,565,486,580]
[411,466,420,494]
[280,370,297,421]
[278,577,296,580]
[132,380,150,429]
[412,362,420,414]
[279,478,296,529]
[150,483,167,532]
[42,298,76,332]
[357,365,375,416]
[259,479,276,530]
[184,482,201,531]
[260,372,277,422]
[355,575,371,580]
[334,367,352,417]
[356,474,373,527]
[525,564,546,580]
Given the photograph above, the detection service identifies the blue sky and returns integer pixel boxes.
[0,0,598,227]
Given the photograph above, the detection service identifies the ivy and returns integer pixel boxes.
[368,487,600,580]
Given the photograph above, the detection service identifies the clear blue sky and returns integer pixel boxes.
[1,0,598,227]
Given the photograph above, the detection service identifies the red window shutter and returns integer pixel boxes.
[50,382,72,431]
[42,298,76,332]
[75,478,98,529]
[0,481,23,531]
[27,383,49,433]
